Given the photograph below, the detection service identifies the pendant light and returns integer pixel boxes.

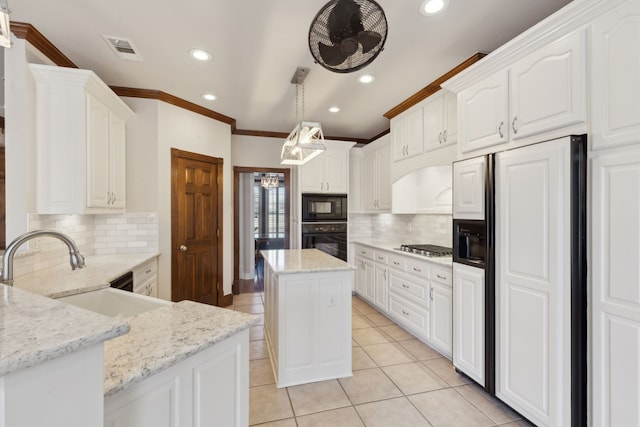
[261,174,279,189]
[280,67,326,165]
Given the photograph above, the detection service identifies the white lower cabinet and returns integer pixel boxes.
[373,251,389,312]
[354,250,375,304]
[104,329,250,427]
[591,146,640,427]
[429,267,453,359]
[452,262,485,386]
[133,257,158,297]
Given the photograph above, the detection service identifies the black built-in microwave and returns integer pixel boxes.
[453,219,487,268]
[302,193,347,222]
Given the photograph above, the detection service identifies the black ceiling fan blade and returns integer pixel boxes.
[319,42,349,66]
[358,31,382,54]
[327,0,363,43]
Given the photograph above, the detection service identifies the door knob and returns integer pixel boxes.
[179,245,188,252]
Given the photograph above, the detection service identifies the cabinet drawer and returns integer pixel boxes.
[389,270,428,307]
[389,294,428,338]
[133,258,157,285]
[355,245,374,260]
[374,251,389,265]
[406,258,430,278]
[388,254,406,271]
[430,266,452,287]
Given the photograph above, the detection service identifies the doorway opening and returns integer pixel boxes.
[233,167,290,294]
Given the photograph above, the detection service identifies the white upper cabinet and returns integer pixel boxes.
[391,106,424,161]
[509,30,587,141]
[362,135,391,212]
[591,0,640,150]
[299,141,354,194]
[30,64,134,214]
[423,90,457,152]
[348,148,364,213]
[458,70,510,154]
[457,30,587,156]
[453,156,486,219]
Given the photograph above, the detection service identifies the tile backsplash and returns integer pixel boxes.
[350,213,452,247]
[11,213,158,277]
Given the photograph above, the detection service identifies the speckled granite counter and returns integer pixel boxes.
[351,239,453,267]
[0,284,129,377]
[261,248,356,275]
[13,253,159,298]
[103,300,258,395]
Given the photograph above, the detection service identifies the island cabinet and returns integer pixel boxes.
[29,64,134,214]
[104,330,249,427]
[262,249,354,388]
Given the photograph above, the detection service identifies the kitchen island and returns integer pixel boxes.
[262,248,355,388]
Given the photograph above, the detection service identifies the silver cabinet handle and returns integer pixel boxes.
[402,284,409,289]
[443,129,447,142]
[361,250,367,255]
[383,269,387,280]
[413,267,422,273]
[437,274,446,280]
[179,245,188,252]
[377,256,384,261]
[402,310,410,316]
[320,182,324,191]
[512,116,518,134]
[498,121,504,138]
[438,132,443,144]
[430,287,434,300]
[393,261,400,265]
[326,182,330,191]
[146,269,152,274]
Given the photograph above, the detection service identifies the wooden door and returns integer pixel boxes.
[171,148,223,305]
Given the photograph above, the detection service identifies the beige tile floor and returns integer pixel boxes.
[232,292,533,427]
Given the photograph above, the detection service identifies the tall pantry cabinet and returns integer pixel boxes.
[590,1,640,425]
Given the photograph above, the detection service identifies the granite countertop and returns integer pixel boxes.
[0,284,129,377]
[13,253,160,298]
[103,300,259,395]
[261,248,356,275]
[351,239,453,267]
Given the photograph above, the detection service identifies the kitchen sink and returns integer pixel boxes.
[58,287,172,318]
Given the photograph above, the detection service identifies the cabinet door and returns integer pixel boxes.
[592,147,640,427]
[423,94,445,152]
[391,115,408,161]
[86,94,111,208]
[495,140,571,427]
[110,114,127,209]
[444,90,458,146]
[430,281,452,358]
[458,71,509,154]
[324,148,348,193]
[405,107,424,158]
[362,149,378,211]
[510,30,587,141]
[591,0,640,150]
[453,156,486,219]
[453,263,485,385]
[354,256,366,296]
[363,259,375,302]
[376,143,392,211]
[299,154,325,193]
[374,263,388,311]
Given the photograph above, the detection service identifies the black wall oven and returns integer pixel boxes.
[302,193,347,222]
[301,222,347,261]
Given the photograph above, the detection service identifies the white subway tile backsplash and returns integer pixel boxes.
[349,212,452,247]
[12,213,159,277]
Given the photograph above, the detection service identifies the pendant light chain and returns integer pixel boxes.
[295,82,306,123]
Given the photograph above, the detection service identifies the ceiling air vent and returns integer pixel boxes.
[103,36,143,61]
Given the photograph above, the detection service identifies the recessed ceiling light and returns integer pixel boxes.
[189,49,212,61]
[202,93,216,101]
[420,0,449,16]
[329,106,340,113]
[358,74,375,84]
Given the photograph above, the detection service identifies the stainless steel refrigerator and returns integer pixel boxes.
[452,135,587,427]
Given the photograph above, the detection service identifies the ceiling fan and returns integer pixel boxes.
[308,0,388,73]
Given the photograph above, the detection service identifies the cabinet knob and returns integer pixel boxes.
[498,121,504,138]
[179,245,188,252]
[512,116,518,134]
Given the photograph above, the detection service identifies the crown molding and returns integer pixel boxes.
[233,128,368,144]
[10,22,78,68]
[111,86,236,127]
[383,53,486,119]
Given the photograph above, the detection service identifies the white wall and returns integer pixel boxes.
[231,134,288,168]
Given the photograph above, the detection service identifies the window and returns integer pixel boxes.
[253,173,285,238]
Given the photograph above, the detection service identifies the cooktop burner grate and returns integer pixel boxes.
[396,244,453,257]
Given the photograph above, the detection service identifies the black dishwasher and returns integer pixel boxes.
[110,271,134,292]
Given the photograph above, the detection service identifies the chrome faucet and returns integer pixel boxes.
[1,230,86,286]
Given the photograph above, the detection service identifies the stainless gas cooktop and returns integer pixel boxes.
[395,244,453,257]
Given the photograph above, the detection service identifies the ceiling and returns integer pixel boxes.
[10,0,572,140]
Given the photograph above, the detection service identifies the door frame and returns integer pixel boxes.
[233,166,290,294]
[171,148,225,305]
